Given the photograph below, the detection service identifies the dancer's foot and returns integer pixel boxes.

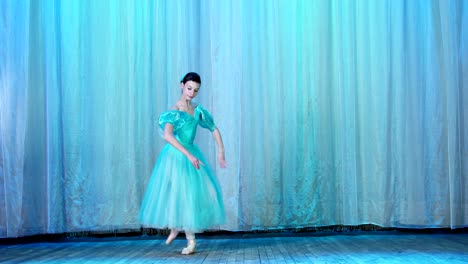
[165,229,179,245]
[181,239,196,255]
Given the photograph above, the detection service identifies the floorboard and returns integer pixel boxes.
[1,231,467,263]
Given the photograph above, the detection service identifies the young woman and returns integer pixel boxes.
[139,72,226,255]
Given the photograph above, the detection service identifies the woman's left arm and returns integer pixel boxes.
[212,128,226,168]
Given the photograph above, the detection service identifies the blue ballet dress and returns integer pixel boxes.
[139,104,225,232]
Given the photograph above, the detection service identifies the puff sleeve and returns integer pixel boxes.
[197,105,217,132]
[158,111,186,133]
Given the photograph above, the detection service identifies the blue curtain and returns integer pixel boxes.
[1,0,467,238]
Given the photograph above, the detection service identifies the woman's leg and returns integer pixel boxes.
[181,231,196,255]
[165,229,179,245]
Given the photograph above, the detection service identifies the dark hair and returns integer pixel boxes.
[181,72,201,85]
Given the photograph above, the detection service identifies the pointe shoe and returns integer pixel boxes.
[181,240,196,255]
[165,230,179,245]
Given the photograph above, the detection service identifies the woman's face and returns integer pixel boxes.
[180,80,200,101]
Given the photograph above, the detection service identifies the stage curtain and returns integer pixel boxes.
[1,0,467,238]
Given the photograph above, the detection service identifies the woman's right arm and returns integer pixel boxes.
[163,123,203,169]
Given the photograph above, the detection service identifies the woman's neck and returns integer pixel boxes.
[176,99,194,111]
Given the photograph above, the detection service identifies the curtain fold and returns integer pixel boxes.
[1,0,467,238]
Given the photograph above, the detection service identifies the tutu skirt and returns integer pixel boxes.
[139,143,225,232]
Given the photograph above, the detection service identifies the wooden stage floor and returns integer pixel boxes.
[1,230,467,263]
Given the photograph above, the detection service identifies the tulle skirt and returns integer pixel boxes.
[139,143,225,232]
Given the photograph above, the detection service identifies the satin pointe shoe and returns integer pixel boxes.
[181,239,196,255]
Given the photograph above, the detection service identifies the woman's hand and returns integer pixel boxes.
[218,152,227,168]
[212,129,226,168]
[187,154,204,170]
